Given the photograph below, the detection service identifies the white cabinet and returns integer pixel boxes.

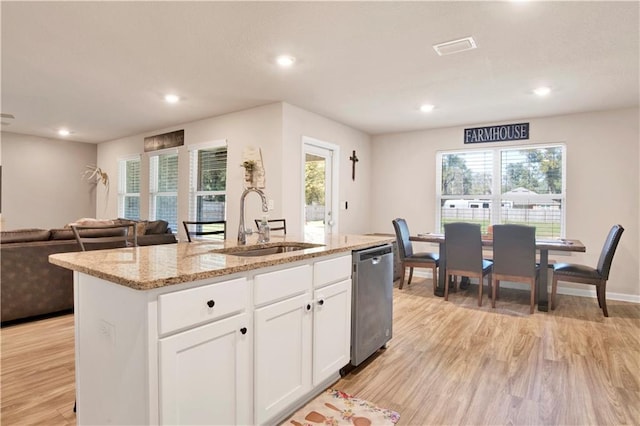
[254,293,312,425]
[159,313,251,425]
[312,278,352,386]
[254,255,352,425]
[158,277,252,425]
[158,277,248,335]
[313,255,352,288]
[73,252,356,426]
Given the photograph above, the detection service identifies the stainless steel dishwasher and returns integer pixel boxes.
[351,244,394,366]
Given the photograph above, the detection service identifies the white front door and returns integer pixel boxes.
[302,137,339,239]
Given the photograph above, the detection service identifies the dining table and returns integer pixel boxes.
[410,233,586,312]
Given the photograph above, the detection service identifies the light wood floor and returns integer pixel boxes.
[2,279,639,425]
[337,279,640,425]
[1,313,76,425]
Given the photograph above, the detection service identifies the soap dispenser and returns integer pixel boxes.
[258,216,270,243]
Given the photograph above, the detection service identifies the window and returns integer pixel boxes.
[436,144,566,237]
[118,156,141,220]
[188,141,227,224]
[150,150,178,232]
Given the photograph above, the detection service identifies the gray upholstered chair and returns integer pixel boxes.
[552,224,624,317]
[444,222,493,306]
[71,222,138,251]
[491,224,539,314]
[254,218,287,234]
[392,218,439,291]
[183,220,226,242]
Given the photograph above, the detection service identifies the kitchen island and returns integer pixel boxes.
[50,233,393,426]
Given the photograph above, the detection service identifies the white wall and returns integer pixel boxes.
[1,132,97,230]
[282,103,372,235]
[97,103,283,241]
[97,102,373,241]
[371,108,640,299]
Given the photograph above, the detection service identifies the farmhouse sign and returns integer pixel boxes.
[464,123,529,144]
[144,129,184,152]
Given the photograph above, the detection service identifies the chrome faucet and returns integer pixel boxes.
[238,187,269,245]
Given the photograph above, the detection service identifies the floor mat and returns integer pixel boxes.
[282,388,400,426]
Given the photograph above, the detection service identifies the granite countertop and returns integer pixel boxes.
[49,234,394,290]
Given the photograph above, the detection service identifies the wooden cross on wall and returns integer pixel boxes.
[350,150,359,181]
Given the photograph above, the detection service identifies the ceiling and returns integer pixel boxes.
[1,1,638,144]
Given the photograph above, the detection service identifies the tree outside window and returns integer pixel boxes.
[305,159,325,206]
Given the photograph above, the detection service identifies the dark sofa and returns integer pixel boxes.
[1,219,176,323]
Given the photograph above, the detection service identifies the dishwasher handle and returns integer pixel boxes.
[356,244,392,262]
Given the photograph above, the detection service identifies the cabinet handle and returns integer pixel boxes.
[306,303,312,311]
[206,300,215,308]
[240,327,247,335]
[318,299,325,306]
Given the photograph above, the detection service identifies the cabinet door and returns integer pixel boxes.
[254,293,312,425]
[159,313,251,425]
[313,279,352,386]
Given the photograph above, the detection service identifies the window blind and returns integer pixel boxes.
[189,145,227,223]
[437,144,565,237]
[150,151,178,232]
[439,150,493,230]
[500,146,564,237]
[118,156,141,220]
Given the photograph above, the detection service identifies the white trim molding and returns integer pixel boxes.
[410,270,640,304]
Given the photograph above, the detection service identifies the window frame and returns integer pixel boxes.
[187,140,228,223]
[117,154,141,220]
[435,143,566,237]
[149,148,179,233]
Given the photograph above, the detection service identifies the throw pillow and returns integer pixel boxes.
[115,219,148,236]
[145,220,169,235]
[135,220,148,236]
[66,218,115,228]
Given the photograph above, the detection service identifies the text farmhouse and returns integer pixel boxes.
[464,123,529,144]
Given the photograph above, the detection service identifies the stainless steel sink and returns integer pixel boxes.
[230,245,308,257]
[213,243,324,257]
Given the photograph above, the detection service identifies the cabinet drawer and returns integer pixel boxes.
[159,277,248,335]
[314,255,352,288]
[254,264,312,306]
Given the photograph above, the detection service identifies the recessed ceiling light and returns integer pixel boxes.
[58,129,70,136]
[276,55,296,67]
[534,86,551,96]
[164,94,180,103]
[420,104,435,113]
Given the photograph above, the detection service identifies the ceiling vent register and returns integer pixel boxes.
[433,36,477,56]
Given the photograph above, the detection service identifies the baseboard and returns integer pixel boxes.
[552,286,640,304]
[412,270,433,279]
[410,270,640,304]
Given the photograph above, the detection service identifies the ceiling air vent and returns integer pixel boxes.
[433,36,477,56]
